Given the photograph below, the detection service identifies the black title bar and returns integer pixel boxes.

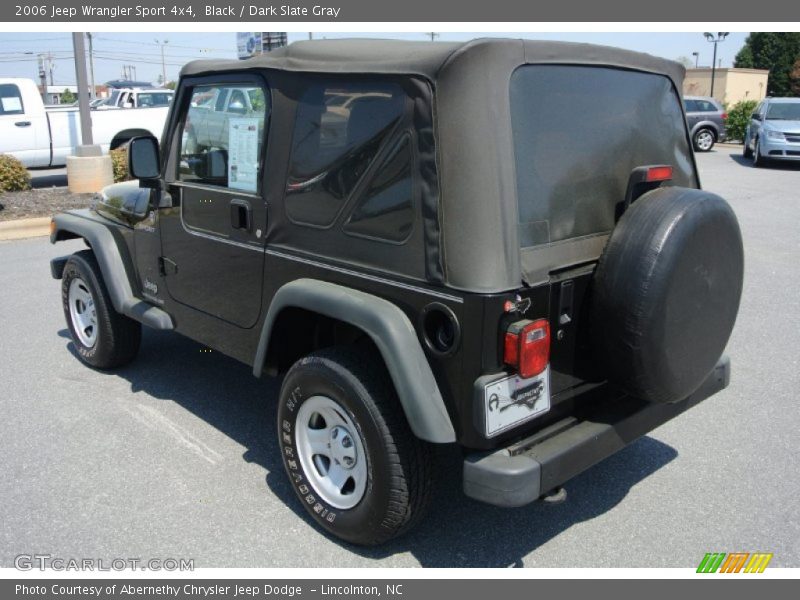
[3,0,800,22]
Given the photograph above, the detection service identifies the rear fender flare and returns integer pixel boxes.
[253,279,456,444]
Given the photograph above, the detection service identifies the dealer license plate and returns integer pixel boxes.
[484,367,550,437]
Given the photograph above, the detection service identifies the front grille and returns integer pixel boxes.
[785,133,800,143]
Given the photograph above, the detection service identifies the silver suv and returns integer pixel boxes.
[744,97,800,167]
[684,96,727,152]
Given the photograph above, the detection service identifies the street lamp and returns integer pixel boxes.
[704,32,729,99]
[154,39,169,86]
[692,52,699,68]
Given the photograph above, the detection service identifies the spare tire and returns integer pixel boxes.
[591,186,744,404]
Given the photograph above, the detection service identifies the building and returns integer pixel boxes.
[237,32,288,59]
[683,68,770,106]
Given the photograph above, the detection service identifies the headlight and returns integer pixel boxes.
[765,129,785,141]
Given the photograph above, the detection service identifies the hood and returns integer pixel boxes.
[764,119,800,132]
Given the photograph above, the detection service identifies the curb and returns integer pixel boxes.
[0,216,51,241]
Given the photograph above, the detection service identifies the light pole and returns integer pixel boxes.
[86,33,96,101]
[692,52,699,68]
[704,32,729,99]
[71,33,93,146]
[155,38,169,86]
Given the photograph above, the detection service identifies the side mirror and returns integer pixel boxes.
[128,136,161,182]
[752,113,763,121]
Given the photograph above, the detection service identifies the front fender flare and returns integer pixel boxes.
[253,279,456,444]
[51,211,173,330]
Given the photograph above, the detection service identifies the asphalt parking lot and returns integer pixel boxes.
[1,145,798,568]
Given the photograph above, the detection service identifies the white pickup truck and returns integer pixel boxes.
[96,87,174,110]
[0,78,169,168]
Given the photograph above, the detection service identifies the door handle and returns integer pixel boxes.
[15,121,31,127]
[230,199,252,232]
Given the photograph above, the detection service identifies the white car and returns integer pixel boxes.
[0,78,169,168]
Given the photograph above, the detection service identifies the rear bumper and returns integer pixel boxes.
[463,356,730,507]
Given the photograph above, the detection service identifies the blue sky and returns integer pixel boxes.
[0,31,749,86]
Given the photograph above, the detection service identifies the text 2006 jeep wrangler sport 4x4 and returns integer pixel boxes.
[50,39,744,545]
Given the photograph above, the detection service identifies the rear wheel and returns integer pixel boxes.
[61,250,141,369]
[277,346,432,545]
[693,128,715,152]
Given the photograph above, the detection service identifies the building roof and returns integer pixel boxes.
[686,67,770,74]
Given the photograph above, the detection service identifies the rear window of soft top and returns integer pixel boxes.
[510,65,696,248]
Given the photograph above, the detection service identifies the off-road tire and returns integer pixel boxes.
[592,187,743,404]
[277,346,432,545]
[61,250,141,369]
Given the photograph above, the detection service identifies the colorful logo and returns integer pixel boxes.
[697,552,773,573]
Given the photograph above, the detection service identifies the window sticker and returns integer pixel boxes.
[1,96,22,112]
[227,117,260,192]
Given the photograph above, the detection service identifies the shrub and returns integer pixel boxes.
[110,147,132,183]
[0,154,32,193]
[725,100,758,143]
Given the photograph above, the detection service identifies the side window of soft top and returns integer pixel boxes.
[178,83,269,193]
[284,80,416,244]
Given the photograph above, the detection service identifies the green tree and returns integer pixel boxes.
[60,88,76,104]
[734,32,800,96]
[791,58,800,96]
[725,100,758,142]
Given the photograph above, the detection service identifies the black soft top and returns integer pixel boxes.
[181,39,689,293]
[181,38,684,89]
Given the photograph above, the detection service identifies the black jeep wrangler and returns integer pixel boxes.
[50,39,744,545]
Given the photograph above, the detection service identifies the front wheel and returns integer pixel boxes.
[693,128,715,152]
[277,346,432,545]
[743,132,753,158]
[753,138,765,167]
[61,250,141,369]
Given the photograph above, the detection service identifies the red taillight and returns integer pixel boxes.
[645,165,673,182]
[722,112,728,121]
[504,318,550,379]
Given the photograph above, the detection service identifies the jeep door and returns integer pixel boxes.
[158,74,270,328]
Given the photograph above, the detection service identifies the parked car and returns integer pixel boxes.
[743,97,800,167]
[95,87,174,110]
[0,78,169,168]
[49,39,743,545]
[684,95,727,152]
